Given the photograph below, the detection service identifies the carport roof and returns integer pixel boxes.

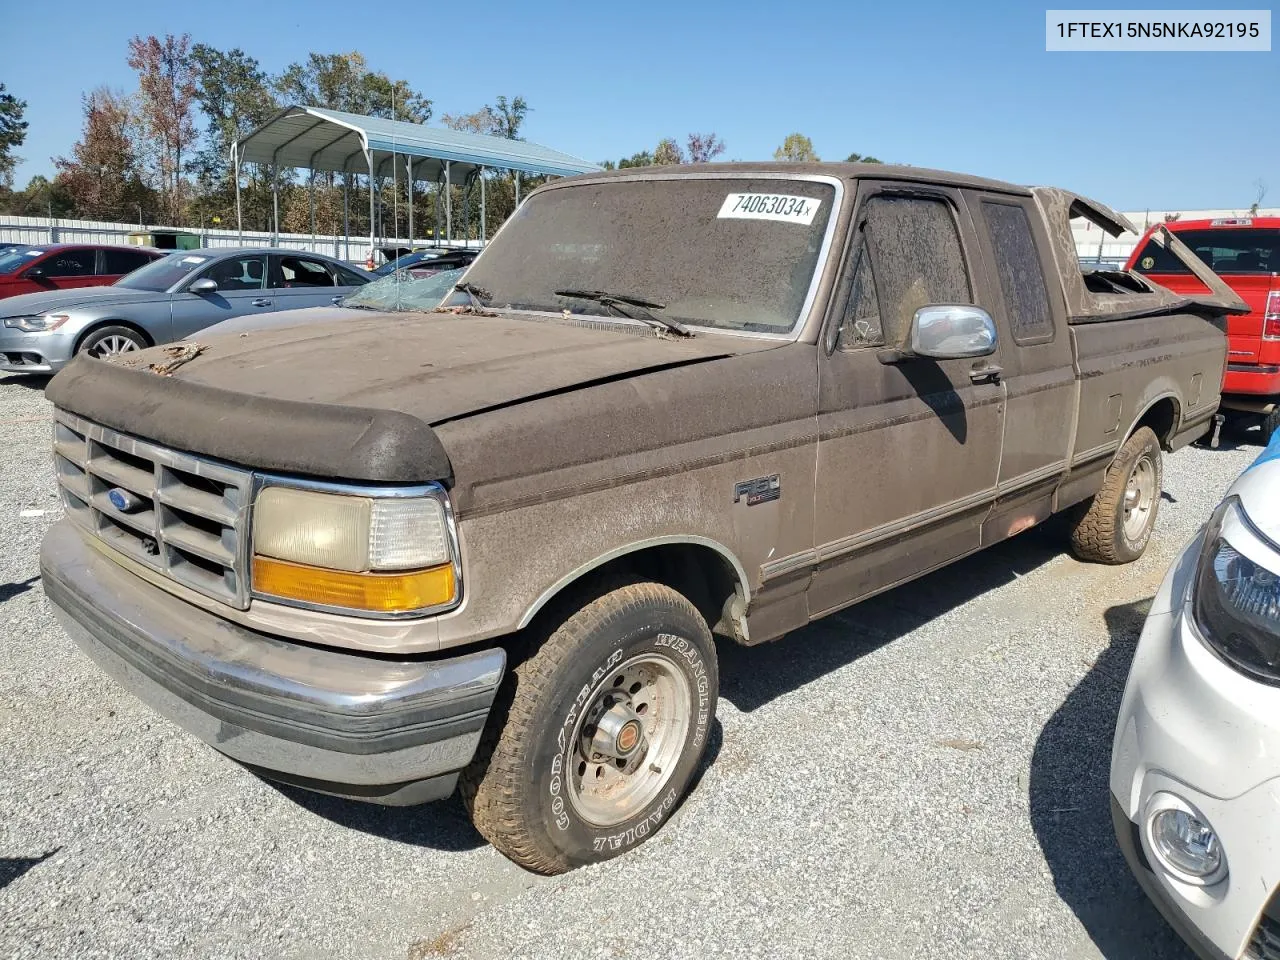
[232,105,601,181]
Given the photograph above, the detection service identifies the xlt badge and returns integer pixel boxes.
[734,475,781,506]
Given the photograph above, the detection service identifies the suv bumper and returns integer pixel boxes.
[40,521,505,805]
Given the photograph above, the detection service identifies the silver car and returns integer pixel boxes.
[0,248,373,374]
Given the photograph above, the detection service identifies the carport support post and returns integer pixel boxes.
[480,168,486,244]
[271,164,280,246]
[406,157,414,244]
[366,147,375,265]
[233,143,243,243]
[308,171,316,244]
[445,161,452,245]
[342,176,350,261]
[515,170,521,208]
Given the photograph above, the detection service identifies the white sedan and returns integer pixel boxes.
[1111,428,1280,960]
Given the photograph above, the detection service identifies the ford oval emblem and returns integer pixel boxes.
[107,487,144,513]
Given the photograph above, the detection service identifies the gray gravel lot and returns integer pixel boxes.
[0,371,1266,960]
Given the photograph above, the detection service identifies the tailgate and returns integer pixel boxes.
[1143,271,1271,363]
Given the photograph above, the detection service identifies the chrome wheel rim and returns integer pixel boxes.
[1123,454,1156,540]
[566,652,692,827]
[89,335,140,359]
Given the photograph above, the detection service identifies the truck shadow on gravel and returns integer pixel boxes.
[1029,599,1194,960]
[717,529,1064,713]
[0,374,51,391]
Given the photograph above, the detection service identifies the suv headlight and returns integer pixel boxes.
[1192,497,1280,683]
[251,484,458,616]
[4,314,70,332]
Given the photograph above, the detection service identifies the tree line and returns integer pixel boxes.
[0,44,885,243]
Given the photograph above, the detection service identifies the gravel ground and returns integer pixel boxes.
[0,371,1267,960]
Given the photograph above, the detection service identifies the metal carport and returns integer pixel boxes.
[231,105,601,257]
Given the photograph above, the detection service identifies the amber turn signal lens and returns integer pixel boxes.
[252,556,456,612]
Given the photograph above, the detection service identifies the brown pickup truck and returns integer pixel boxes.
[39,163,1245,874]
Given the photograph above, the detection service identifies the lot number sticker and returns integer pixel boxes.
[718,193,821,225]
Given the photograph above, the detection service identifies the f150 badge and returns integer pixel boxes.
[734,475,781,506]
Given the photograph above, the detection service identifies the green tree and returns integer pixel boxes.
[774,133,819,162]
[846,152,882,164]
[653,138,684,165]
[617,150,654,168]
[0,83,28,188]
[189,45,278,184]
[442,95,528,139]
[275,52,430,121]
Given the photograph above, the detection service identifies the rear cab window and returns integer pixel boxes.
[1133,226,1280,276]
[979,200,1055,344]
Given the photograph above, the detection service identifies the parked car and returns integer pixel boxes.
[373,248,479,277]
[40,163,1243,874]
[0,243,164,301]
[0,248,371,374]
[1111,425,1280,960]
[198,267,466,336]
[1128,217,1280,435]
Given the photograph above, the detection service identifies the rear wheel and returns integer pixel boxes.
[462,581,718,874]
[78,325,146,360]
[1069,426,1162,565]
[1262,406,1280,443]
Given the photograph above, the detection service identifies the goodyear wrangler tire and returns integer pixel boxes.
[1069,426,1162,565]
[461,581,718,874]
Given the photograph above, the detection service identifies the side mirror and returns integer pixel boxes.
[25,267,46,280]
[189,278,218,294]
[909,305,997,360]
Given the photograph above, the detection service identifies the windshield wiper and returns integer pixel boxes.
[555,289,691,337]
[455,281,491,309]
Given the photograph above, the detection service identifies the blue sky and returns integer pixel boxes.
[5,0,1276,210]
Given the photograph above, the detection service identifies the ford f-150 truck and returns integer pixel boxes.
[1127,216,1280,437]
[39,163,1246,874]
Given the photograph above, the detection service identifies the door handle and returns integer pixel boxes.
[969,363,1002,384]
[252,298,272,307]
[331,296,343,304]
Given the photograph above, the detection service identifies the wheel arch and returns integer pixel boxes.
[74,318,154,354]
[516,536,752,643]
[1128,392,1181,451]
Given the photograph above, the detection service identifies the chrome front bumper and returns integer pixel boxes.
[41,520,505,805]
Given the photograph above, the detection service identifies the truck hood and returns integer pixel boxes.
[0,286,165,317]
[46,310,769,483]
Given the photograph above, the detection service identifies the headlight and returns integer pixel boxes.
[1192,497,1280,683]
[251,485,457,615]
[3,314,70,332]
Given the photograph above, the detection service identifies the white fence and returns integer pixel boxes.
[0,214,483,264]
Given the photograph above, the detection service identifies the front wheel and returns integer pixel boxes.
[78,325,147,360]
[1069,425,1162,564]
[462,581,718,874]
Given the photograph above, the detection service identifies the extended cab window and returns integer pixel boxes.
[838,194,971,349]
[1133,228,1280,275]
[981,201,1054,343]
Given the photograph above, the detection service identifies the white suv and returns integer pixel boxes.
[1111,429,1280,960]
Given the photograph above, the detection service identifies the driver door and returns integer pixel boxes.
[806,184,1007,617]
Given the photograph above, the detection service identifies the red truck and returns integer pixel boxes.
[1127,217,1280,436]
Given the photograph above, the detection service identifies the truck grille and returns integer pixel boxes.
[53,410,253,609]
[1249,894,1280,960]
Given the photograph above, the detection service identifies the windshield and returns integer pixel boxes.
[0,246,42,275]
[452,177,836,334]
[114,252,208,291]
[341,267,465,312]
